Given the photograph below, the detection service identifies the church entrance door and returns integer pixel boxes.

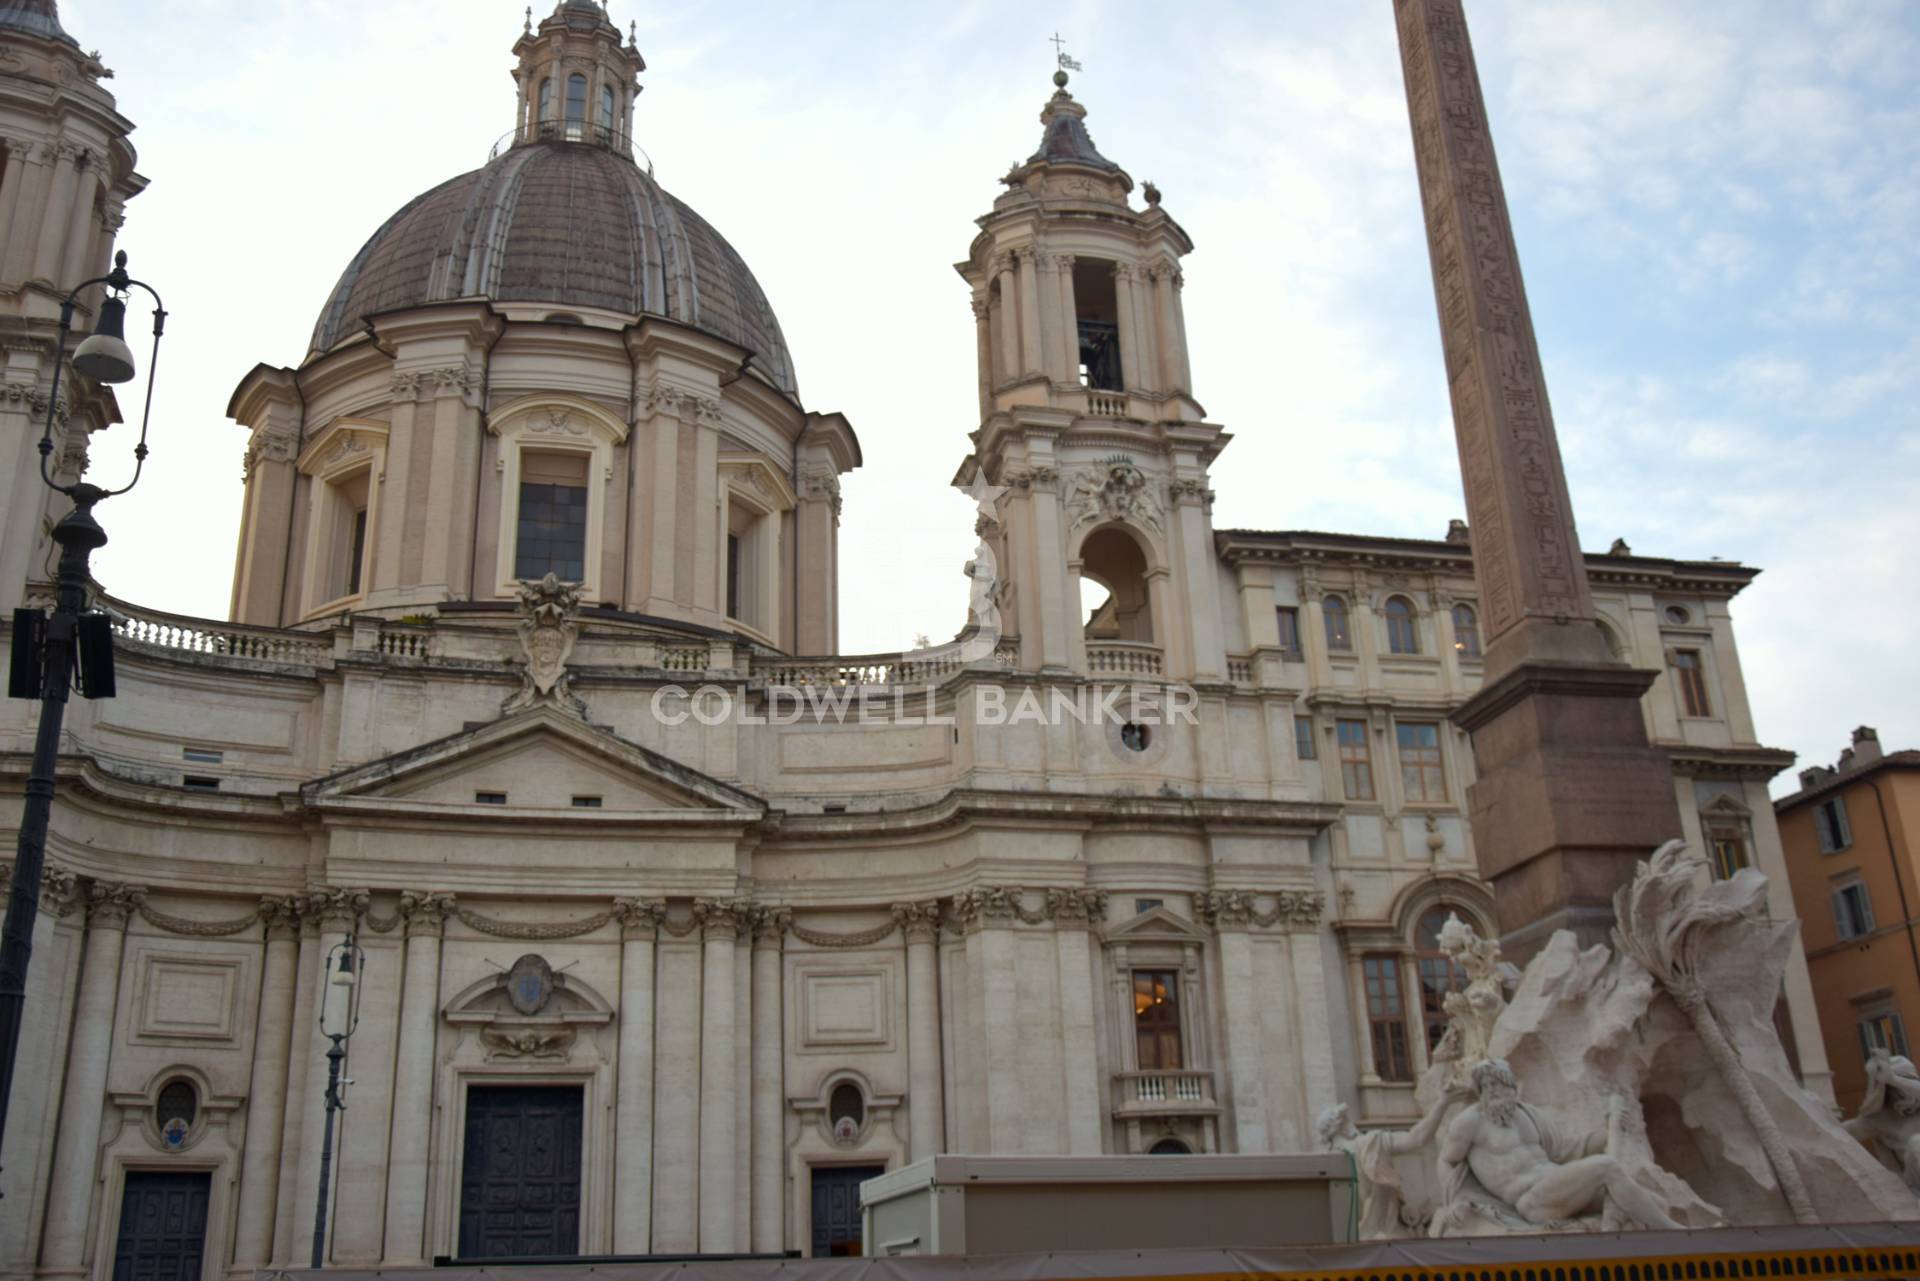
[111,1170,210,1281]
[457,1084,585,1258]
[810,1165,884,1257]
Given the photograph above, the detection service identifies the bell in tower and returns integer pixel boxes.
[953,56,1228,684]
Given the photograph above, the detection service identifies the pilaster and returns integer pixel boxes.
[749,906,789,1251]
[612,896,664,1253]
[230,896,302,1274]
[381,892,453,1263]
[894,900,946,1159]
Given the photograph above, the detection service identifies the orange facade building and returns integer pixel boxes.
[1776,727,1920,1114]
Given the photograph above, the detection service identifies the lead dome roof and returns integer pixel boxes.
[310,140,797,396]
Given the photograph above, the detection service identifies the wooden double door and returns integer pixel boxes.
[457,1084,585,1258]
[112,1171,209,1281]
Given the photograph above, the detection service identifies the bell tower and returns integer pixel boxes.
[954,66,1229,682]
[0,0,144,611]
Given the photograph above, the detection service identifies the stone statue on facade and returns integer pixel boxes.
[1432,1058,1687,1235]
[1434,912,1510,1086]
[503,572,587,717]
[1318,1087,1466,1239]
[1846,1050,1920,1192]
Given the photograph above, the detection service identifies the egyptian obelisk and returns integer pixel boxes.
[1393,0,1681,955]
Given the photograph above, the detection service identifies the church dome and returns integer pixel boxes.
[310,140,798,395]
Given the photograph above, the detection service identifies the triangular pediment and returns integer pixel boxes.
[302,705,763,815]
[1100,903,1210,944]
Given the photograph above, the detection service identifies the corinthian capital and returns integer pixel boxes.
[891,900,942,942]
[86,881,145,929]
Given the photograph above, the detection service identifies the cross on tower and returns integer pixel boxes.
[1050,32,1083,73]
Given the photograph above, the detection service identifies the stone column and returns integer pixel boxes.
[749,907,788,1251]
[0,870,81,1277]
[1048,891,1105,1154]
[270,908,322,1263]
[1111,264,1142,395]
[231,898,302,1273]
[1394,0,1679,953]
[696,899,744,1252]
[0,142,52,285]
[1200,893,1269,1153]
[1017,250,1045,378]
[59,163,101,292]
[993,253,1020,385]
[30,142,80,285]
[894,901,945,1159]
[613,898,663,1253]
[289,888,366,1264]
[381,893,452,1263]
[38,882,141,1277]
[971,297,993,421]
[1023,466,1072,672]
[1055,255,1080,383]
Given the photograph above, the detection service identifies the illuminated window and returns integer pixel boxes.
[1132,969,1183,1070]
[1323,596,1352,652]
[1337,719,1374,801]
[1452,603,1481,658]
[1861,1009,1910,1063]
[1709,834,1749,880]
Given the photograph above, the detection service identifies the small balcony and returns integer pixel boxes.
[1086,640,1163,678]
[1113,1069,1219,1119]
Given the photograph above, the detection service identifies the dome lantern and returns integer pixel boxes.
[509,0,645,155]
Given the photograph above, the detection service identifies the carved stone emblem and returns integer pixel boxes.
[1065,458,1163,534]
[505,953,555,1015]
[503,573,587,717]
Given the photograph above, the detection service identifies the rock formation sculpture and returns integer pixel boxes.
[1847,1051,1920,1193]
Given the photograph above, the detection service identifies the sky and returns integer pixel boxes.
[58,0,1920,794]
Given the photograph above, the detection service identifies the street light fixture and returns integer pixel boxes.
[311,933,364,1268]
[0,250,166,1173]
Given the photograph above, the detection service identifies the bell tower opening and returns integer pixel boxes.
[1080,525,1153,643]
[1072,259,1123,391]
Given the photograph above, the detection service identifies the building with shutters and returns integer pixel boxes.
[0,0,1832,1272]
[1776,728,1920,1115]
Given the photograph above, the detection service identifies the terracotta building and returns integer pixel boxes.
[1776,727,1920,1115]
[0,0,1832,1273]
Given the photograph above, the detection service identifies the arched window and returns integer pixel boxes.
[1413,906,1469,1051]
[1384,596,1419,654]
[1323,595,1352,651]
[156,1078,198,1148]
[1149,1138,1192,1154]
[829,1082,865,1129]
[565,74,588,137]
[1451,603,1481,658]
[600,86,616,132]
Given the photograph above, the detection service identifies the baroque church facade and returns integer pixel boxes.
[0,0,1831,1273]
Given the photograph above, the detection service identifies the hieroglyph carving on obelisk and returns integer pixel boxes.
[1393,0,1596,655]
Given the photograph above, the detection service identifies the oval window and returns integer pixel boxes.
[157,1078,197,1148]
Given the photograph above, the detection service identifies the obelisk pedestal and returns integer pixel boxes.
[1394,0,1681,958]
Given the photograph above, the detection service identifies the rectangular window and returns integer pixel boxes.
[1833,875,1874,940]
[1861,1010,1910,1062]
[571,795,603,809]
[1672,648,1712,717]
[181,747,224,765]
[1294,716,1317,761]
[1709,834,1749,880]
[726,499,768,629]
[1132,969,1183,1071]
[1815,796,1853,853]
[1362,954,1414,1082]
[726,532,742,620]
[346,508,368,596]
[475,790,507,805]
[515,452,589,582]
[1337,719,1374,801]
[1134,898,1164,915]
[1275,606,1301,655]
[181,775,221,792]
[1396,722,1446,803]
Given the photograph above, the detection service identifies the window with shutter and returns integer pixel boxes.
[1832,876,1874,940]
[1816,797,1853,853]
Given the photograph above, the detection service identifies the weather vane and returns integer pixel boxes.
[1050,32,1083,74]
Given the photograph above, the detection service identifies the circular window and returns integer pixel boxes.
[156,1079,197,1148]
[1663,606,1691,625]
[1120,722,1151,752]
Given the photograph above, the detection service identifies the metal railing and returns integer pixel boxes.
[489,119,652,171]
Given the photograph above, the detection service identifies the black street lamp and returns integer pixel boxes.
[0,251,165,1173]
[311,932,363,1268]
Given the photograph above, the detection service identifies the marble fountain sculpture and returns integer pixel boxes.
[1322,840,1920,1237]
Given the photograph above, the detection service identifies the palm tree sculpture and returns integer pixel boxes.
[1611,839,1816,1223]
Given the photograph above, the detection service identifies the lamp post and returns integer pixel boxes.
[0,251,165,1171]
[311,932,363,1268]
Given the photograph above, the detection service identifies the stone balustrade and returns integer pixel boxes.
[1117,1069,1216,1111]
[1086,640,1164,677]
